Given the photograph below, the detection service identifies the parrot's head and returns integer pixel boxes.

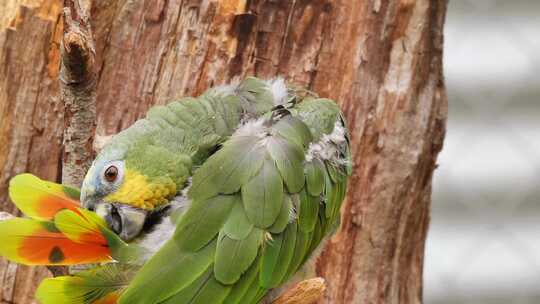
[80,132,192,242]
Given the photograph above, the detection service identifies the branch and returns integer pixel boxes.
[60,0,97,188]
[53,0,97,277]
[273,278,326,304]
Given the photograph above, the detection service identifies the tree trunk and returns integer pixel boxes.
[0,0,447,303]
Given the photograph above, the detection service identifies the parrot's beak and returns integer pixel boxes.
[95,203,148,241]
[81,186,148,241]
[80,184,98,211]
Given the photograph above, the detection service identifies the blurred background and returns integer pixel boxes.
[425,1,540,303]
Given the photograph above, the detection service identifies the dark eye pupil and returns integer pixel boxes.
[104,166,118,182]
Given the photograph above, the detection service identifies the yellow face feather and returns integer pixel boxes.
[104,169,177,210]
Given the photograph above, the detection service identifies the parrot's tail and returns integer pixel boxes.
[36,263,139,304]
[0,174,145,266]
[0,174,148,303]
[0,174,112,265]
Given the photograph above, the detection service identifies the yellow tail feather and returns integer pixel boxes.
[8,174,81,221]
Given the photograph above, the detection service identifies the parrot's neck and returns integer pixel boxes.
[134,215,176,261]
[133,186,192,261]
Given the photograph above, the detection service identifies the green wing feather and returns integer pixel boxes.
[117,78,351,304]
[174,195,237,251]
[266,135,305,193]
[305,159,325,196]
[260,222,298,288]
[214,228,262,284]
[268,195,293,234]
[159,267,214,304]
[298,189,320,233]
[119,239,216,303]
[189,136,265,200]
[223,200,255,240]
[187,276,231,304]
[273,115,313,149]
[242,157,284,228]
[284,229,311,280]
[222,255,260,304]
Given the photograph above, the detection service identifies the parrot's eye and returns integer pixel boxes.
[104,165,119,182]
[99,160,124,186]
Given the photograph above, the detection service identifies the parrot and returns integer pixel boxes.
[0,77,351,304]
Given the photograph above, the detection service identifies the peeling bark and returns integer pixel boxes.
[315,2,447,302]
[0,0,447,303]
[0,2,63,302]
[60,0,96,188]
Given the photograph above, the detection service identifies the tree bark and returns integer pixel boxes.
[274,278,326,304]
[0,1,447,303]
[59,0,97,188]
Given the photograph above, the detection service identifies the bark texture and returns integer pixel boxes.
[59,0,97,188]
[274,278,326,304]
[0,0,447,303]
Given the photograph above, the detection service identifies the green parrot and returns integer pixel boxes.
[38,77,351,304]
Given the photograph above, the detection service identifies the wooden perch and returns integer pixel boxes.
[60,0,97,189]
[273,278,326,304]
